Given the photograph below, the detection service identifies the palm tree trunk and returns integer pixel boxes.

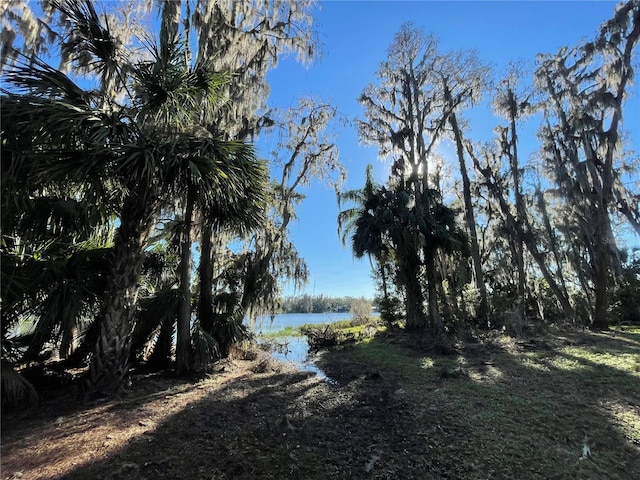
[198,223,215,334]
[87,192,153,395]
[399,246,428,331]
[175,189,195,376]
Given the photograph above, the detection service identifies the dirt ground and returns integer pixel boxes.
[2,347,419,480]
[2,329,639,480]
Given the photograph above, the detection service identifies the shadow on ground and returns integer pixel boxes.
[2,329,639,480]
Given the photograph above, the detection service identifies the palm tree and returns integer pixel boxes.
[1,56,121,404]
[339,165,467,334]
[1,1,267,395]
[338,167,428,330]
[338,165,397,323]
[131,25,268,375]
[337,165,379,250]
[416,188,468,334]
[0,182,114,406]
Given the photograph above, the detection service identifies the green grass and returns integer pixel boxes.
[259,326,303,338]
[337,329,640,479]
[297,316,383,330]
[615,325,640,334]
[260,318,385,341]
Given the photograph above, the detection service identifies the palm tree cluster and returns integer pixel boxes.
[1,0,319,405]
[340,3,640,338]
[339,165,467,337]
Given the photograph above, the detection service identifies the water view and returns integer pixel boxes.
[250,312,353,334]
[249,312,353,379]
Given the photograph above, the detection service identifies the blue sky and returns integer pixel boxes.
[254,0,638,300]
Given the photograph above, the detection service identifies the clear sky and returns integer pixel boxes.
[256,1,637,300]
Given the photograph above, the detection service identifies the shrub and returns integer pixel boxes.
[350,298,373,325]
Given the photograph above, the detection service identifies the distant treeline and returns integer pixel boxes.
[279,294,372,314]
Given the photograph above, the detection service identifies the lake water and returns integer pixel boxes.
[250,312,353,335]
[249,312,353,380]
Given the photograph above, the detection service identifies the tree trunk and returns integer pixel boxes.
[592,258,610,330]
[506,92,527,324]
[175,189,195,376]
[198,223,215,334]
[87,192,153,395]
[398,247,427,331]
[589,14,640,327]
[513,238,526,321]
[435,254,454,325]
[424,246,443,334]
[535,188,574,314]
[446,101,489,328]
[591,206,611,330]
[469,149,576,322]
[527,239,575,321]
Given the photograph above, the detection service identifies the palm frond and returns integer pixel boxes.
[155,137,268,232]
[191,323,220,371]
[1,361,38,408]
[2,240,110,363]
[1,53,88,102]
[5,196,97,244]
[1,93,134,191]
[131,286,180,360]
[133,35,230,134]
[53,0,121,90]
[24,246,109,360]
